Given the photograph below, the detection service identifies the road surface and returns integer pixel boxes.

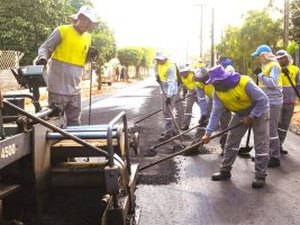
[81,77,300,225]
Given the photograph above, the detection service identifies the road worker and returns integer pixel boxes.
[178,65,199,131]
[217,55,235,72]
[200,65,270,188]
[154,52,179,141]
[251,44,283,167]
[189,67,230,155]
[36,5,99,126]
[275,50,300,155]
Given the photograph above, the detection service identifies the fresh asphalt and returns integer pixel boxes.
[81,77,300,225]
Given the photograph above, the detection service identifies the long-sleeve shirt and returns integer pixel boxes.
[155,63,178,97]
[282,66,300,104]
[205,81,269,135]
[258,65,283,105]
[38,27,84,95]
[196,86,209,116]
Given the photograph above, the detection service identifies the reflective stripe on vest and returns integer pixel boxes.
[52,25,91,67]
[281,64,299,87]
[216,76,253,112]
[181,72,196,90]
[260,61,282,87]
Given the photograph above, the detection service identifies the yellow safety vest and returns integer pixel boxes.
[260,61,282,87]
[157,60,177,82]
[281,64,299,87]
[194,62,205,69]
[196,82,214,98]
[52,25,91,67]
[181,72,196,90]
[216,76,253,112]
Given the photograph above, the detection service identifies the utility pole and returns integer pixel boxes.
[283,0,289,47]
[194,4,206,58]
[211,6,215,66]
[200,4,203,58]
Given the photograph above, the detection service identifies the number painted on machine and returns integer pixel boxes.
[0,144,17,159]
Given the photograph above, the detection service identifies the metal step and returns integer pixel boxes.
[51,161,108,187]
[50,139,120,158]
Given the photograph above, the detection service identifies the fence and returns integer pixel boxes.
[0,50,24,91]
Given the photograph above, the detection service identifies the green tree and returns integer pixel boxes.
[139,47,155,77]
[117,47,155,79]
[117,47,143,78]
[216,10,282,74]
[0,0,72,65]
[91,21,117,90]
[290,0,300,44]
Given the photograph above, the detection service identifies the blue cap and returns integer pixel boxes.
[251,45,272,58]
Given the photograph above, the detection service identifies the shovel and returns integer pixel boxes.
[146,124,204,156]
[134,93,196,125]
[139,121,243,171]
[238,126,253,158]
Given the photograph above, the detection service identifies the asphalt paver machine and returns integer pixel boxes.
[0,65,139,225]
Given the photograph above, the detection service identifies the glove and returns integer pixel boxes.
[253,68,262,76]
[36,58,47,66]
[156,75,161,84]
[242,116,252,125]
[165,97,171,105]
[200,134,211,144]
[87,46,99,61]
[282,67,290,76]
[198,115,208,126]
[182,88,188,98]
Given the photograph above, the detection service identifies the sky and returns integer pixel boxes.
[93,0,283,64]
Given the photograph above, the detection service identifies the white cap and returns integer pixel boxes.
[195,67,207,79]
[178,65,190,73]
[71,5,99,23]
[154,52,167,61]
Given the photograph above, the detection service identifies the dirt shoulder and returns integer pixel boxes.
[290,101,300,134]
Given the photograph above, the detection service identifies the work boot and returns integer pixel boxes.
[180,125,189,131]
[252,178,265,189]
[268,157,280,168]
[211,171,231,181]
[237,150,251,158]
[280,149,288,155]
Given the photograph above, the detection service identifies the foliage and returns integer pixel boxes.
[290,0,300,44]
[216,10,282,74]
[117,47,155,78]
[287,40,299,55]
[91,21,116,89]
[0,0,116,71]
[70,0,93,10]
[0,0,73,65]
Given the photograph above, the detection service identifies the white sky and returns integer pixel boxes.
[93,0,283,63]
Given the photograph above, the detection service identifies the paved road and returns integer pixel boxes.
[137,130,300,225]
[81,77,300,225]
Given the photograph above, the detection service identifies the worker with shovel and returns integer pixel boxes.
[177,65,199,131]
[275,50,300,155]
[200,65,270,188]
[191,66,231,155]
[251,45,283,168]
[154,52,179,142]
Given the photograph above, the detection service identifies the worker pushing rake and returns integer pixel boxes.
[143,65,272,188]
